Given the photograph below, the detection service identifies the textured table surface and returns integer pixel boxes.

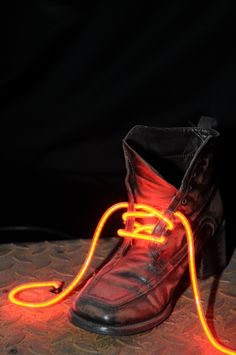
[0,237,236,355]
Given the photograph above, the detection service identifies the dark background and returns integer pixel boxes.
[0,1,235,253]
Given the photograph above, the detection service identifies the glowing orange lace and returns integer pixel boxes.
[8,203,235,355]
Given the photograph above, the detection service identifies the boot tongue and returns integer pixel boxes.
[124,146,177,247]
[129,149,177,209]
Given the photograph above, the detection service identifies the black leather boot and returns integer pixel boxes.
[69,117,227,335]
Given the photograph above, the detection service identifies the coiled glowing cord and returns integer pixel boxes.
[8,203,235,354]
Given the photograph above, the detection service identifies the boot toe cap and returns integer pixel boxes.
[71,294,123,327]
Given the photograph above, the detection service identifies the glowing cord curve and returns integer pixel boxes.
[8,203,235,354]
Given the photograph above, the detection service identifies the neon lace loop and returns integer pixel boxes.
[8,202,236,355]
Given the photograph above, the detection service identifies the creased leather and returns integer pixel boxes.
[72,122,223,330]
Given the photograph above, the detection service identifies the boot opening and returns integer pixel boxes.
[125,126,210,188]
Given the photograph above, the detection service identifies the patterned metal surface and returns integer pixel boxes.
[0,237,235,355]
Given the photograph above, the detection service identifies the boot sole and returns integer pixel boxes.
[69,297,174,336]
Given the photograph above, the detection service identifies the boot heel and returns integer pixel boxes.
[197,221,228,279]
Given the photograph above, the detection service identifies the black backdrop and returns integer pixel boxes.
[1,1,235,251]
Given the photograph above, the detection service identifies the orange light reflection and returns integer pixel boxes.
[8,203,235,354]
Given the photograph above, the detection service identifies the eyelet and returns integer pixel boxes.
[181,199,188,205]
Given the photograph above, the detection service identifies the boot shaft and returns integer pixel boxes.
[123,117,220,223]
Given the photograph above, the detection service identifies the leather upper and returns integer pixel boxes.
[72,120,223,327]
